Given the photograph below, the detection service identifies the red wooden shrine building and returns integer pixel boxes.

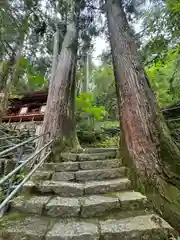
[2,89,179,123]
[2,90,48,123]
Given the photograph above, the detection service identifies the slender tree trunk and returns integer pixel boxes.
[82,53,88,92]
[106,0,180,230]
[66,0,81,151]
[50,29,59,84]
[38,0,79,155]
[0,54,16,120]
[68,59,81,151]
[0,24,26,121]
[50,2,60,85]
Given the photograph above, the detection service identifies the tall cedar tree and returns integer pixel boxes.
[106,0,180,229]
[38,0,81,155]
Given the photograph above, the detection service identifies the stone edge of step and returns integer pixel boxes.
[32,167,127,182]
[60,151,117,162]
[0,214,175,239]
[42,158,122,172]
[10,191,149,218]
[22,178,132,196]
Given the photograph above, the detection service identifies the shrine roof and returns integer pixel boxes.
[9,89,48,106]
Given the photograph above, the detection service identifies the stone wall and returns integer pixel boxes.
[4,121,43,136]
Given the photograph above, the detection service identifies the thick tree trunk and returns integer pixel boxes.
[106,0,180,230]
[38,1,79,155]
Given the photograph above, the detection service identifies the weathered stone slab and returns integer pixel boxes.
[80,195,120,217]
[43,162,79,172]
[100,214,175,240]
[52,172,75,181]
[84,178,131,195]
[10,196,25,211]
[79,159,121,170]
[61,153,78,162]
[45,196,80,217]
[38,181,84,197]
[37,181,57,194]
[22,181,37,194]
[78,152,116,161]
[30,171,53,181]
[46,221,99,240]
[11,196,51,215]
[24,196,51,214]
[115,191,148,210]
[0,215,51,240]
[75,168,126,182]
[82,148,118,153]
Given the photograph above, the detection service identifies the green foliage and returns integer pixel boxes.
[92,64,118,120]
[93,64,114,92]
[76,93,108,145]
[92,135,118,148]
[10,56,48,95]
[77,129,104,145]
[16,170,25,182]
[146,48,180,107]
[77,119,119,146]
[76,92,107,123]
[141,0,180,108]
[95,121,120,130]
[142,0,180,43]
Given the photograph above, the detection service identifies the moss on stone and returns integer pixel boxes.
[0,212,27,230]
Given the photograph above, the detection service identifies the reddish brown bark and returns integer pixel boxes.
[106,0,180,230]
[107,0,160,178]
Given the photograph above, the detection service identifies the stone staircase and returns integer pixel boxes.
[0,148,176,239]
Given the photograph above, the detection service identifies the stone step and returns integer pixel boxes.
[0,214,99,240]
[1,213,174,240]
[11,191,147,218]
[81,147,118,153]
[23,178,131,197]
[79,159,122,170]
[31,167,126,182]
[23,180,84,197]
[53,167,126,182]
[61,151,117,162]
[0,214,52,240]
[78,152,117,161]
[42,159,122,172]
[99,214,175,239]
[46,220,99,240]
[80,191,147,218]
[31,171,53,181]
[75,168,127,182]
[52,171,75,181]
[84,178,131,195]
[42,162,79,172]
